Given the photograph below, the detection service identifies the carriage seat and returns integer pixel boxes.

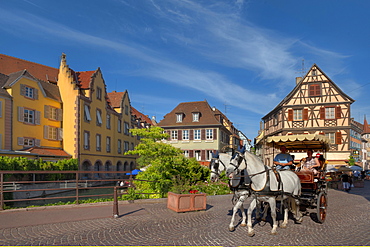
[296,170,315,183]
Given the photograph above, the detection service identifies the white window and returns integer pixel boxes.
[325,133,335,144]
[325,107,335,119]
[184,150,189,157]
[48,126,58,140]
[206,129,213,140]
[183,130,189,140]
[194,129,201,140]
[195,150,201,161]
[124,141,129,153]
[106,114,111,129]
[293,109,302,121]
[25,86,34,98]
[176,114,183,122]
[207,150,213,161]
[24,138,34,147]
[96,134,101,151]
[118,139,122,154]
[96,109,102,126]
[84,105,91,121]
[117,119,122,133]
[84,131,90,149]
[24,109,35,123]
[96,87,102,100]
[192,113,199,122]
[124,122,130,135]
[106,137,111,152]
[171,130,178,140]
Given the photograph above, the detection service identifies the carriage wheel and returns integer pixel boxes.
[316,192,327,223]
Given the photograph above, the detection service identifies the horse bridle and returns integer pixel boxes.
[230,151,268,178]
[210,157,227,177]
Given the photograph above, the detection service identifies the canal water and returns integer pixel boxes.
[10,182,120,208]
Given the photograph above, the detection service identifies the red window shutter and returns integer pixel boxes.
[320,107,325,119]
[335,106,341,119]
[288,109,293,121]
[309,85,315,96]
[178,130,182,140]
[303,108,309,120]
[201,129,205,140]
[213,129,217,140]
[167,131,171,140]
[189,150,194,158]
[190,130,193,140]
[335,131,342,144]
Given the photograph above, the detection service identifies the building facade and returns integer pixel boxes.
[158,100,240,166]
[260,64,355,166]
[0,53,153,175]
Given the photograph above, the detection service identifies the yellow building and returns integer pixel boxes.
[0,53,154,175]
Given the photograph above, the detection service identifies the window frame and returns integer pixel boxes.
[194,129,201,140]
[192,112,199,122]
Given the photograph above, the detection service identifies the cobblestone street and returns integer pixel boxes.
[1,182,369,246]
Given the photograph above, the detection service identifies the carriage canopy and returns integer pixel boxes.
[266,134,330,152]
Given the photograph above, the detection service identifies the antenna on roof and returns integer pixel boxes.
[297,59,307,77]
[224,101,230,114]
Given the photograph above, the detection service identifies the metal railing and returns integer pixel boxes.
[0,170,138,211]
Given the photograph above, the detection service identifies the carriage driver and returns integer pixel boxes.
[273,145,293,170]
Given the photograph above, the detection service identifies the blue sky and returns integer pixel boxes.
[1,0,369,139]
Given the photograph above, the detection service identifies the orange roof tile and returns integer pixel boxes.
[107,91,125,108]
[75,71,95,89]
[131,106,152,124]
[0,54,58,82]
[23,147,71,157]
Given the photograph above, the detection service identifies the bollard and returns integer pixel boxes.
[113,186,119,218]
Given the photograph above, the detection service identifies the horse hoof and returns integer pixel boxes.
[248,232,255,237]
[280,224,287,229]
[241,223,247,227]
[271,231,277,235]
[229,227,235,232]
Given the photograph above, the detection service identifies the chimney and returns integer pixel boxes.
[296,77,302,84]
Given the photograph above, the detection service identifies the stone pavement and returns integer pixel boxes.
[0,181,369,246]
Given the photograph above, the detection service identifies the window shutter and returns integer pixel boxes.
[303,108,309,120]
[35,111,41,125]
[320,107,325,119]
[190,130,193,140]
[335,131,342,144]
[18,106,24,122]
[34,88,38,100]
[213,129,217,140]
[288,109,293,121]
[201,129,205,140]
[58,128,63,141]
[44,105,50,118]
[167,131,171,140]
[35,139,41,147]
[17,137,24,146]
[44,125,49,139]
[57,109,63,121]
[20,84,26,96]
[335,106,341,119]
[201,150,206,160]
[189,150,194,158]
[0,101,2,118]
[178,130,182,140]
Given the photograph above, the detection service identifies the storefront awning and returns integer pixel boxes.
[266,134,330,151]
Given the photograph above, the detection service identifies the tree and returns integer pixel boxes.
[126,126,209,197]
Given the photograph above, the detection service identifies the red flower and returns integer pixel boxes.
[189,190,199,194]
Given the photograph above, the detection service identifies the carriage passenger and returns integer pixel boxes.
[273,145,293,170]
[302,149,321,174]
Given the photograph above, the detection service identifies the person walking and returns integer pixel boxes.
[341,172,350,192]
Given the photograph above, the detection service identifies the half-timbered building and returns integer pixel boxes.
[261,64,355,166]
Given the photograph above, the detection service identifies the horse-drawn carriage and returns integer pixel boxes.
[210,134,330,236]
[266,134,330,224]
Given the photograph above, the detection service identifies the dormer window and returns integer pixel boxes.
[192,112,199,122]
[176,113,183,123]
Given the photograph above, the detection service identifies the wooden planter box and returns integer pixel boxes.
[167,192,207,213]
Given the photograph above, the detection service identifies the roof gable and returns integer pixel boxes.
[158,100,222,127]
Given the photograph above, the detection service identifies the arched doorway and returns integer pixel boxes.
[81,160,92,179]
[116,161,123,178]
[105,161,112,178]
[94,160,103,179]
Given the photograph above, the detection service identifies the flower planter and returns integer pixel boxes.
[167,192,207,213]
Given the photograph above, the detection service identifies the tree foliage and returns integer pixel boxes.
[126,126,210,197]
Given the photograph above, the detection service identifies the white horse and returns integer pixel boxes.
[210,152,268,232]
[209,152,230,182]
[226,148,302,236]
